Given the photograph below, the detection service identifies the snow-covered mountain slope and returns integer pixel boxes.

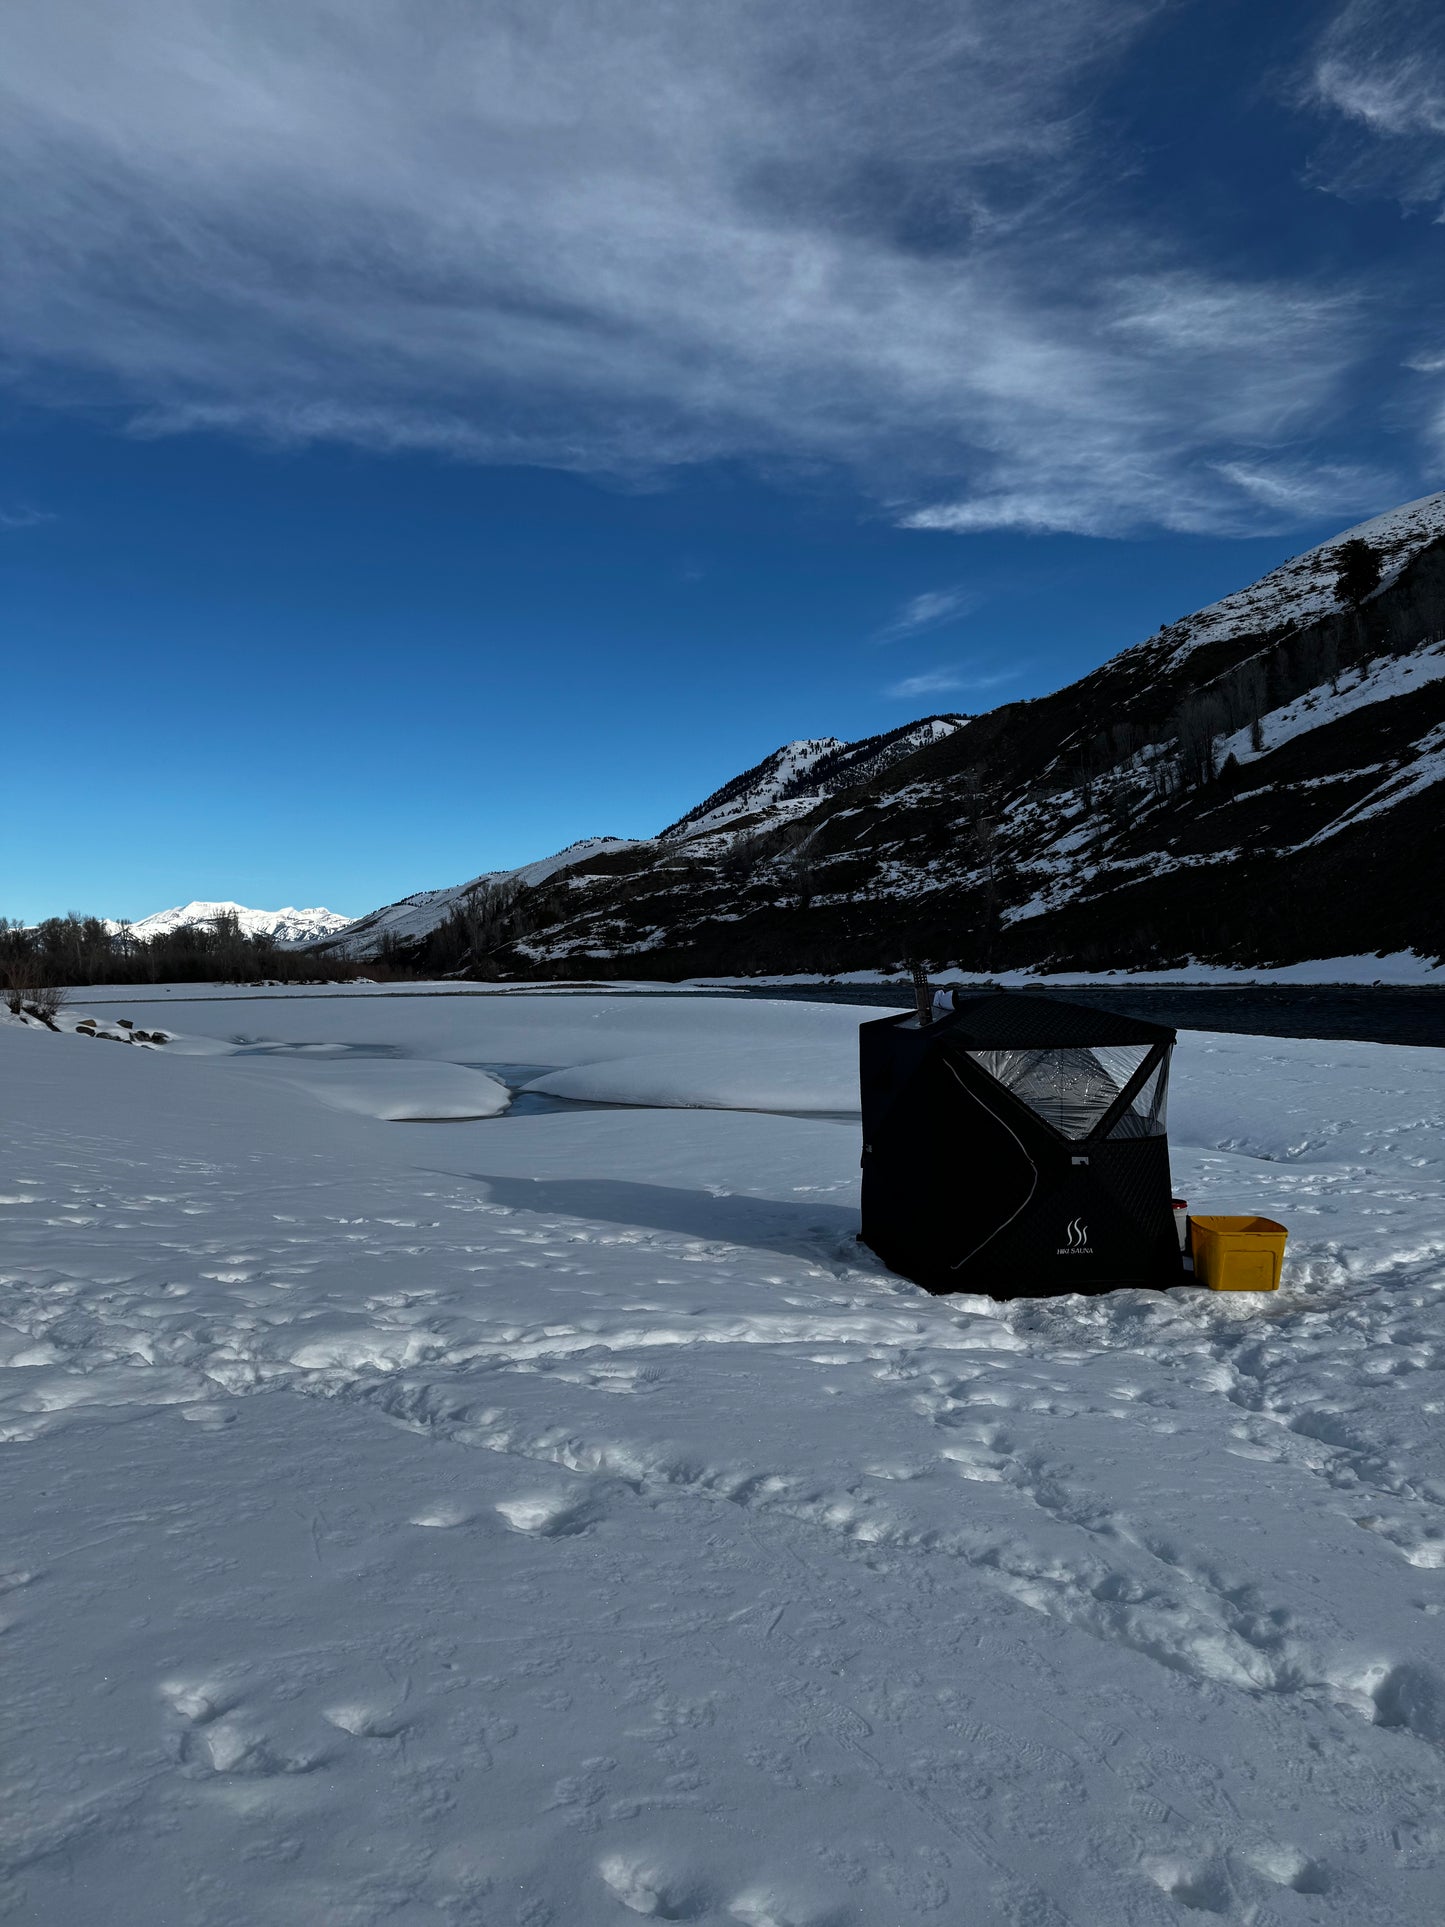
[118,901,354,946]
[336,723,966,960]
[660,717,964,844]
[334,498,1445,977]
[470,497,1445,975]
[1215,640,1445,769]
[1132,491,1445,674]
[502,840,638,889]
[660,738,847,840]
[333,839,638,954]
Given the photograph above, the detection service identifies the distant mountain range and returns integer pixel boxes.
[317,491,1445,977]
[117,901,354,947]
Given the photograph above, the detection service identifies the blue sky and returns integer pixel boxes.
[4,0,1445,922]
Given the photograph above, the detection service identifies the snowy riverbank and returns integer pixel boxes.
[2,990,1442,1924]
[691,950,1445,988]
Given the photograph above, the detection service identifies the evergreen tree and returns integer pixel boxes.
[1334,538,1381,610]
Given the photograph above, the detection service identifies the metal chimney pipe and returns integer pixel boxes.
[909,958,932,1025]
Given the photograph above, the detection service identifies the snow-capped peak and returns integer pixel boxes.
[116,902,355,946]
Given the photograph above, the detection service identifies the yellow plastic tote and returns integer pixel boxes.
[1189,1215,1287,1292]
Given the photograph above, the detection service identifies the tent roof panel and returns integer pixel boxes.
[898,991,1176,1048]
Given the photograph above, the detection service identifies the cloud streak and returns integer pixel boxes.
[877,587,980,641]
[886,665,1021,699]
[1307,1,1445,210]
[0,1,1414,534]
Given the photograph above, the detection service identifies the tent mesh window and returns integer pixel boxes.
[963,1044,1169,1141]
[1113,1054,1169,1139]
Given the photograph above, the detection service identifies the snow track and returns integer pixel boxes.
[2,994,1443,1923]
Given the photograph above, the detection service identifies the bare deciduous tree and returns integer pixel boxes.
[25,982,67,1025]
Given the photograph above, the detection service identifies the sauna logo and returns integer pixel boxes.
[1058,1218,1093,1255]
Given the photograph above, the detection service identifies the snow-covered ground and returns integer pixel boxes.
[3,988,1444,1925]
[695,953,1445,986]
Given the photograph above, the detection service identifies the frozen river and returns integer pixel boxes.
[2,985,1443,1924]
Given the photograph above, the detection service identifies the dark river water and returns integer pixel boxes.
[715,983,1445,1048]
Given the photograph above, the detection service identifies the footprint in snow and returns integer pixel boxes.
[159,1675,241,1725]
[728,1889,833,1927]
[1143,1855,1234,1914]
[183,1720,327,1778]
[323,1702,409,1739]
[409,1502,473,1528]
[1243,1842,1329,1894]
[598,1851,707,1918]
[161,1672,325,1777]
[497,1492,601,1537]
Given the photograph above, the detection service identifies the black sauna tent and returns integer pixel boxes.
[859,992,1181,1298]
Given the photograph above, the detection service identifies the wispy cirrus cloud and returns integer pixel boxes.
[0,1,1414,536]
[1304,2,1445,456]
[905,273,1376,537]
[1211,459,1393,518]
[886,665,1022,700]
[0,505,54,530]
[1306,0,1445,210]
[876,587,980,642]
